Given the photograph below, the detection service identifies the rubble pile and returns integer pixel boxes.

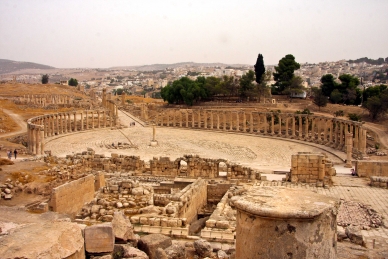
[337,200,384,229]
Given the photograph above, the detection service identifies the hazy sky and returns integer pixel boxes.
[1,0,387,68]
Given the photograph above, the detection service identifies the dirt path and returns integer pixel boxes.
[0,109,27,139]
[363,122,388,149]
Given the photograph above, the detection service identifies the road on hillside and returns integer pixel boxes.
[0,109,27,139]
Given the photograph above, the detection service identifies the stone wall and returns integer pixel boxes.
[207,183,233,204]
[48,174,96,217]
[65,150,260,181]
[356,160,388,177]
[289,152,336,186]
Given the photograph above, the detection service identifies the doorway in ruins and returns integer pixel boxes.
[218,161,227,177]
[178,160,188,176]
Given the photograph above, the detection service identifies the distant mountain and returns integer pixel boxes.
[348,57,388,65]
[0,59,55,74]
[109,62,250,71]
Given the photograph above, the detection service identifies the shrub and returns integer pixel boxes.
[347,113,362,121]
[334,110,344,117]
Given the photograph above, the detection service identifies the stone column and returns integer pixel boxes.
[80,112,84,131]
[236,112,240,132]
[104,111,107,128]
[250,113,253,133]
[311,118,315,141]
[98,111,101,128]
[55,115,59,135]
[36,128,41,155]
[304,117,309,140]
[263,114,268,134]
[192,111,195,128]
[317,118,321,142]
[179,111,183,127]
[210,111,213,129]
[345,132,353,168]
[91,111,94,129]
[242,111,246,132]
[73,113,77,132]
[334,121,339,147]
[85,111,89,130]
[339,123,344,146]
[278,115,282,136]
[216,112,220,130]
[204,110,207,129]
[271,114,275,135]
[359,128,367,155]
[68,113,72,133]
[223,112,226,131]
[230,111,233,131]
[292,116,296,138]
[285,116,289,137]
[354,125,359,150]
[40,127,44,155]
[329,120,333,144]
[167,112,170,127]
[32,128,36,155]
[185,110,189,127]
[173,110,176,127]
[233,187,339,259]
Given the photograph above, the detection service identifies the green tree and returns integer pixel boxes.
[239,70,255,100]
[364,88,388,120]
[254,54,265,84]
[283,76,305,98]
[41,74,49,84]
[362,84,387,104]
[273,54,300,93]
[330,89,342,104]
[68,78,78,87]
[312,88,328,111]
[320,74,337,97]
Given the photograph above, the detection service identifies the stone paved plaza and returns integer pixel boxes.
[45,111,344,172]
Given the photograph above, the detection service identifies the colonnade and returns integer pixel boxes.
[27,109,116,155]
[20,94,73,106]
[155,109,367,155]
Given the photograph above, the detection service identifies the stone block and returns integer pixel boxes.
[138,234,172,259]
[84,223,114,253]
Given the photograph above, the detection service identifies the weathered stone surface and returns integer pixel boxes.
[155,248,168,259]
[111,211,136,242]
[85,223,114,253]
[164,243,185,259]
[337,226,347,241]
[217,250,229,259]
[233,186,339,259]
[113,244,149,259]
[346,226,365,246]
[189,216,209,235]
[138,234,172,259]
[0,221,85,259]
[194,239,213,258]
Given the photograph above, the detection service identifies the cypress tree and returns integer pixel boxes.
[254,54,265,84]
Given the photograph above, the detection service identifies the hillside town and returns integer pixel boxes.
[1,58,387,99]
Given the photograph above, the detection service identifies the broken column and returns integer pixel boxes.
[233,186,339,259]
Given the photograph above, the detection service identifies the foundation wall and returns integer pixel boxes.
[49,174,95,216]
[356,160,388,177]
[207,183,232,203]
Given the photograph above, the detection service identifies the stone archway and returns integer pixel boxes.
[218,161,228,177]
[178,160,188,176]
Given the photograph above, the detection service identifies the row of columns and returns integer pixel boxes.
[22,94,72,106]
[27,110,114,155]
[155,110,367,155]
